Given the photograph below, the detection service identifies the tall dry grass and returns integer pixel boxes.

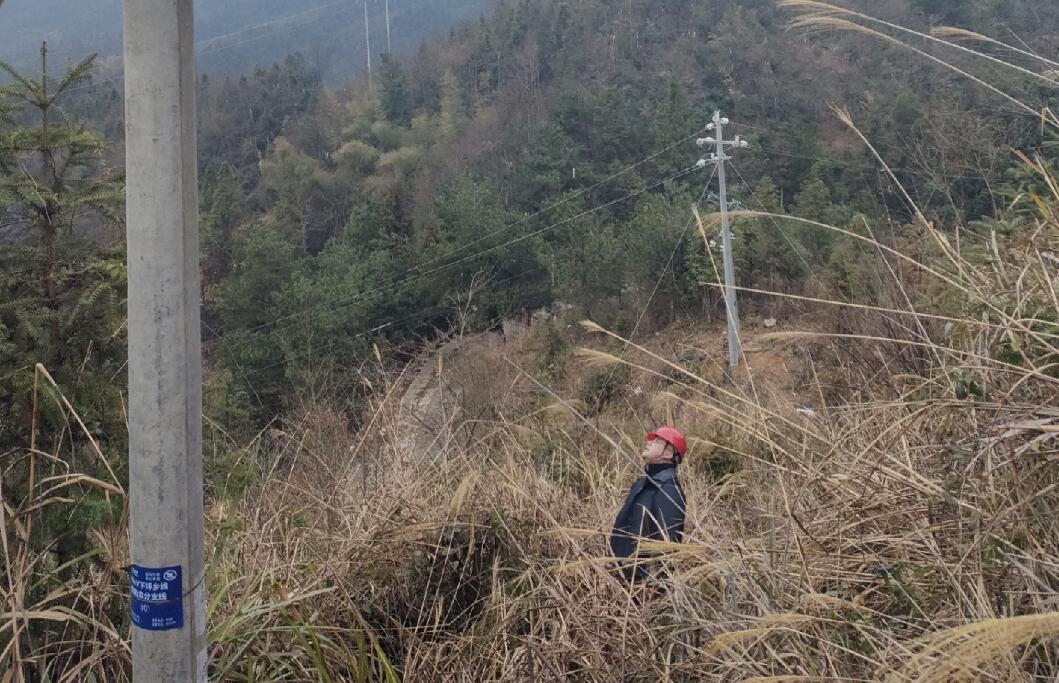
[6,185,1058,679]
[3,3,1059,680]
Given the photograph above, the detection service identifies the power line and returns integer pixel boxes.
[236,164,715,421]
[14,18,713,365]
[241,265,544,378]
[0,0,351,65]
[197,8,358,58]
[730,122,997,181]
[207,163,702,356]
[743,141,990,183]
[364,1,373,89]
[12,109,705,367]
[727,161,813,272]
[202,127,707,351]
[598,167,715,395]
[0,45,88,66]
[194,0,349,51]
[18,29,711,357]
[244,305,433,378]
[629,169,716,341]
[58,1,361,97]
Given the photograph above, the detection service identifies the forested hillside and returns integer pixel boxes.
[3,0,1057,440]
[191,0,1058,423]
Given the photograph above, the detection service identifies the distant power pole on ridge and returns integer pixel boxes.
[698,111,748,374]
[385,0,392,53]
[364,1,373,88]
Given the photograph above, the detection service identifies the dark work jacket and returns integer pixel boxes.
[609,463,686,581]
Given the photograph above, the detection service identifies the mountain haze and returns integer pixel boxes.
[0,0,495,82]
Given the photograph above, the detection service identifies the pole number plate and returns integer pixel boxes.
[130,564,183,631]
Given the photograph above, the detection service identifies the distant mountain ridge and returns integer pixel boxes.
[0,0,495,83]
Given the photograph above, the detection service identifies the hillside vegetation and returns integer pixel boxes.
[1,0,1058,679]
[191,0,1058,425]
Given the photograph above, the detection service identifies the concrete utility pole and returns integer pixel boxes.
[123,0,206,679]
[698,112,748,373]
[364,1,373,88]
[385,0,392,53]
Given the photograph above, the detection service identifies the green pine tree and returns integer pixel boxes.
[735,176,807,290]
[792,176,848,264]
[0,45,125,451]
[0,47,126,619]
[380,52,413,125]
[438,69,465,138]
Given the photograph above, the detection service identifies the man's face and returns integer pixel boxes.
[642,437,673,465]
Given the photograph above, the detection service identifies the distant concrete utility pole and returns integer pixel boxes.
[698,112,748,373]
[123,0,206,679]
[385,0,392,53]
[364,1,373,88]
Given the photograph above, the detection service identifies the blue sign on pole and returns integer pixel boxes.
[130,564,184,631]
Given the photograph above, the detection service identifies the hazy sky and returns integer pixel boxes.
[0,0,492,82]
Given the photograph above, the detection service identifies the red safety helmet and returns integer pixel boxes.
[647,426,687,456]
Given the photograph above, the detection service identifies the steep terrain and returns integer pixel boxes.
[191,0,1059,426]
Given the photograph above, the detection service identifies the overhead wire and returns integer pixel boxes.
[203,127,707,351]
[8,11,721,382]
[594,167,715,407]
[624,170,715,349]
[55,0,363,97]
[0,44,91,67]
[194,0,350,51]
[0,217,32,230]
[240,307,430,379]
[241,265,546,378]
[727,161,813,272]
[751,144,990,183]
[727,122,998,182]
[208,162,702,361]
[21,6,710,341]
[12,11,713,364]
[245,164,716,459]
[212,153,706,385]
[197,5,359,58]
[632,170,714,333]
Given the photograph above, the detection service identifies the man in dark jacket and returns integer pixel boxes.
[610,426,688,582]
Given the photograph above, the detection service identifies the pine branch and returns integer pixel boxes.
[13,307,45,345]
[0,96,15,125]
[0,61,42,105]
[53,54,99,99]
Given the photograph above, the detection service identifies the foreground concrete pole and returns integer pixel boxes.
[123,0,207,679]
